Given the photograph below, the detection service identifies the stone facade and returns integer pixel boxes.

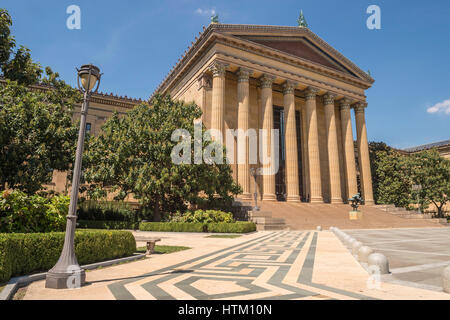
[154,24,375,204]
[49,23,377,205]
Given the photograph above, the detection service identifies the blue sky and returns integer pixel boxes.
[2,0,449,149]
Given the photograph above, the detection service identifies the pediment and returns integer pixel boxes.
[237,35,357,77]
[210,25,372,83]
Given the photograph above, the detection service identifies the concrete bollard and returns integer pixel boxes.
[358,246,374,263]
[344,235,353,244]
[348,238,358,247]
[368,253,390,274]
[352,241,363,256]
[317,226,322,231]
[443,266,450,294]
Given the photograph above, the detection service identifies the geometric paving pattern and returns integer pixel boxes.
[107,232,376,300]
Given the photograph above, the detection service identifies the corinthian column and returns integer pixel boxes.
[305,87,323,203]
[283,81,300,202]
[323,93,343,204]
[237,68,252,200]
[209,61,227,138]
[260,74,276,201]
[354,102,374,205]
[339,98,358,200]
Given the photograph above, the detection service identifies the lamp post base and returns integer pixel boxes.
[45,269,86,289]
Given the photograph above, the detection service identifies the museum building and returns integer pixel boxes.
[52,21,376,205]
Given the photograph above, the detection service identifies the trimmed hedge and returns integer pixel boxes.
[207,222,256,233]
[0,230,136,283]
[77,220,139,230]
[139,222,206,233]
[139,222,256,233]
[171,210,234,223]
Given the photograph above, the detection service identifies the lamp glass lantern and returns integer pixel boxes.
[77,64,101,93]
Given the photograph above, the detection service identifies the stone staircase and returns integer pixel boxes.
[374,204,448,225]
[248,210,288,231]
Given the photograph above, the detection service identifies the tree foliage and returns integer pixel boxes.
[370,142,449,216]
[83,95,241,221]
[0,8,81,194]
[408,150,449,217]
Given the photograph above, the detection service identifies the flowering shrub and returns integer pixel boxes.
[171,210,234,223]
[0,190,69,233]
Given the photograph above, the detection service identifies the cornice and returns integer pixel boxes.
[153,23,374,98]
[0,79,142,109]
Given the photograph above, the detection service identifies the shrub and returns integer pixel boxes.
[139,222,206,233]
[0,230,136,283]
[171,210,234,223]
[0,190,68,233]
[208,222,256,233]
[139,221,256,233]
[77,200,138,222]
[77,220,139,230]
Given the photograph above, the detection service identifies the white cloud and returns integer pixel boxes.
[195,8,216,16]
[427,99,450,115]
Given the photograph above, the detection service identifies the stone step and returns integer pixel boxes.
[249,211,272,218]
[392,213,433,219]
[251,217,285,225]
[256,224,287,231]
[375,204,396,209]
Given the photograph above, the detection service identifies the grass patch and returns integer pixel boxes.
[136,245,190,254]
[0,282,6,293]
[206,234,242,238]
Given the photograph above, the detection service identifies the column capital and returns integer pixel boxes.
[339,97,353,110]
[209,61,228,78]
[354,101,368,113]
[283,80,297,95]
[322,92,337,106]
[197,72,212,90]
[237,68,252,83]
[304,87,319,101]
[260,74,276,89]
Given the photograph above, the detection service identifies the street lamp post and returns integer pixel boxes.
[45,64,101,289]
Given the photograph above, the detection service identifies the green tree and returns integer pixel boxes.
[83,95,241,221]
[371,148,412,207]
[369,141,393,203]
[407,150,450,217]
[0,9,42,85]
[0,8,81,194]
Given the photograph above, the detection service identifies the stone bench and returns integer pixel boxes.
[134,237,161,255]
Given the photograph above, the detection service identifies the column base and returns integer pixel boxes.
[310,197,324,204]
[262,194,277,201]
[239,193,253,201]
[364,200,375,206]
[286,195,300,202]
[330,198,344,204]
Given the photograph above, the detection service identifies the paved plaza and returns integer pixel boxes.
[22,230,450,300]
[346,228,450,291]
